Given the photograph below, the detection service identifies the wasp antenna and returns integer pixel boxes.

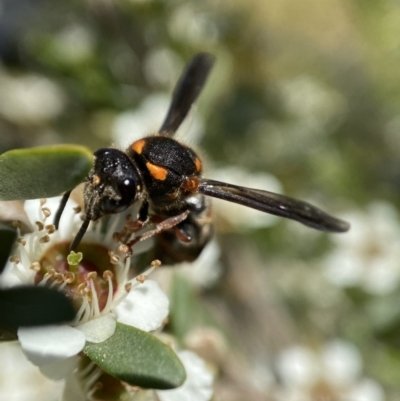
[54,190,72,229]
[69,218,90,251]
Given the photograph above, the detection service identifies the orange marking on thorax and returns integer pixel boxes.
[146,162,168,181]
[194,157,202,173]
[131,139,146,154]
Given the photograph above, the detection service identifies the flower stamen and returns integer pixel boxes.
[9,255,20,264]
[89,277,100,319]
[45,224,56,234]
[12,220,22,230]
[136,274,146,284]
[29,262,41,272]
[108,251,120,265]
[39,235,50,243]
[36,221,44,231]
[41,207,51,218]
[102,270,114,314]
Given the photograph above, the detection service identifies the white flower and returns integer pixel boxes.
[0,73,65,124]
[3,197,169,379]
[53,24,96,64]
[143,48,183,88]
[275,340,385,401]
[278,75,347,136]
[180,240,221,289]
[322,201,400,295]
[0,341,64,401]
[168,4,219,46]
[156,351,213,401]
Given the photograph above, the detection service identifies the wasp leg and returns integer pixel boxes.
[125,210,190,254]
[69,217,91,251]
[54,190,72,229]
[149,215,192,242]
[138,201,149,223]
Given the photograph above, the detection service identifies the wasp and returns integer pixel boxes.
[55,53,350,262]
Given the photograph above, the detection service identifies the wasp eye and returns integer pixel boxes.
[100,178,137,214]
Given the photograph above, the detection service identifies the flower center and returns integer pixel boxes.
[36,241,118,312]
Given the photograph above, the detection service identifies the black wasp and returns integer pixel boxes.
[55,53,350,263]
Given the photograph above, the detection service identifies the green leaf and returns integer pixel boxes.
[0,224,17,273]
[0,286,75,329]
[170,273,199,341]
[0,145,92,200]
[84,322,186,389]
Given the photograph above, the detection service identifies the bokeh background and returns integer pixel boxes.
[1,0,400,400]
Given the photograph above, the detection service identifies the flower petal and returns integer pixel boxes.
[48,197,82,240]
[114,280,169,332]
[0,341,64,400]
[39,355,80,381]
[76,313,116,343]
[18,325,85,367]
[157,351,213,401]
[24,199,46,228]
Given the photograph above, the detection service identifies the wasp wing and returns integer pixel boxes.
[159,52,215,136]
[197,179,350,233]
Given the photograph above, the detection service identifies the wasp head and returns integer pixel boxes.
[84,148,142,221]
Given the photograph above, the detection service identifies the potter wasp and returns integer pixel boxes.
[55,53,350,263]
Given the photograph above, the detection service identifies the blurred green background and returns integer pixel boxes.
[1,0,400,399]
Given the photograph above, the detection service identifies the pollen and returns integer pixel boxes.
[45,224,56,234]
[41,207,51,218]
[36,221,45,231]
[10,255,20,263]
[64,272,76,283]
[87,271,97,280]
[12,220,22,229]
[39,234,50,243]
[92,175,101,186]
[30,262,41,271]
[108,251,120,265]
[151,259,162,268]
[118,244,130,255]
[136,274,147,284]
[103,270,114,280]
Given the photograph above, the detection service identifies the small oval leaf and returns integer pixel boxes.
[0,286,75,328]
[0,223,17,273]
[0,145,93,200]
[84,322,186,389]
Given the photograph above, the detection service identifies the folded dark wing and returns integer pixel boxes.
[159,53,215,136]
[197,179,350,232]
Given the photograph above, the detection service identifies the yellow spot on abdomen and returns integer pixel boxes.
[146,162,168,181]
[131,139,146,154]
